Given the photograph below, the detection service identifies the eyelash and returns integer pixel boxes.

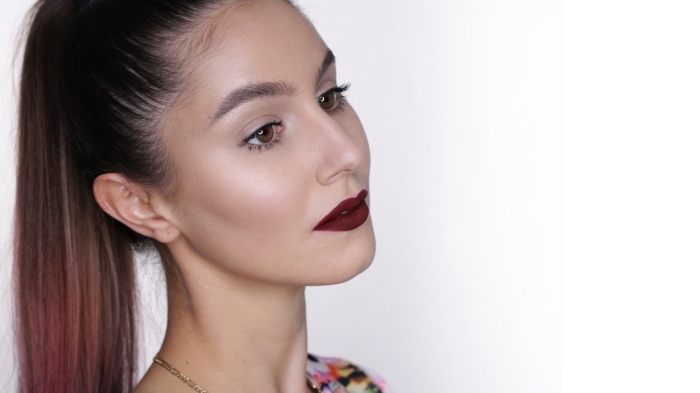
[323,83,351,115]
[239,83,351,152]
[239,120,284,152]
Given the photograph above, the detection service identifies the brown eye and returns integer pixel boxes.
[253,123,275,143]
[317,90,337,111]
[243,121,283,148]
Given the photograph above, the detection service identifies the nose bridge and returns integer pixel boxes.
[306,108,364,185]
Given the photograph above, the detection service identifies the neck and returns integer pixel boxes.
[152,241,310,393]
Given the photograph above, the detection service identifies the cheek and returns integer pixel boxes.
[173,146,312,272]
[199,164,297,229]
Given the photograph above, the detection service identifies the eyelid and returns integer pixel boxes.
[238,115,283,141]
[317,83,350,98]
[317,83,351,114]
[238,120,285,152]
[242,120,283,143]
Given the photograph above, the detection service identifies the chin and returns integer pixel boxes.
[307,225,376,286]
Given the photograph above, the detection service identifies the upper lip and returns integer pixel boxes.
[314,189,369,229]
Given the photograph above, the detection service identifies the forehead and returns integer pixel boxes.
[182,0,327,94]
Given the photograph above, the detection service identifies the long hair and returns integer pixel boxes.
[13,0,226,392]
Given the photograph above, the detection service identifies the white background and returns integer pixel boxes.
[5,0,696,392]
[563,1,700,392]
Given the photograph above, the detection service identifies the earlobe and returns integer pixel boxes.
[92,173,181,243]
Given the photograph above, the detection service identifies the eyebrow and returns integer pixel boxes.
[211,81,297,122]
[211,49,336,123]
[316,49,336,85]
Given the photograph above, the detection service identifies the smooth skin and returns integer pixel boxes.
[92,1,375,392]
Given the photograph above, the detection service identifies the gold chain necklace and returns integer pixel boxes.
[153,356,323,393]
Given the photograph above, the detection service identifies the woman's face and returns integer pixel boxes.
[158,0,375,286]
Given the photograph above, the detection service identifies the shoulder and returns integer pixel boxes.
[306,354,393,393]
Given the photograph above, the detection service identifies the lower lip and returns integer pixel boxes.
[314,200,369,232]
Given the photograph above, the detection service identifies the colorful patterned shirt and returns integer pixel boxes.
[306,354,393,393]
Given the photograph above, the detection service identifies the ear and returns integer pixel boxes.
[93,173,180,243]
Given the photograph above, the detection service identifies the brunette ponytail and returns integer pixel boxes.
[15,2,137,392]
[13,0,226,392]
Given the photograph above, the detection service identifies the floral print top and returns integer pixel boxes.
[306,354,393,393]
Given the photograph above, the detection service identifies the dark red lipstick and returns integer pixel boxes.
[314,190,369,232]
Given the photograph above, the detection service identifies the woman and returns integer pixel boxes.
[14,0,390,392]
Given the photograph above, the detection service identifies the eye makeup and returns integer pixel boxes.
[238,120,285,152]
[238,83,352,152]
[317,83,350,114]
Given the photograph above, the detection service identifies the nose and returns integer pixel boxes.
[311,113,365,186]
